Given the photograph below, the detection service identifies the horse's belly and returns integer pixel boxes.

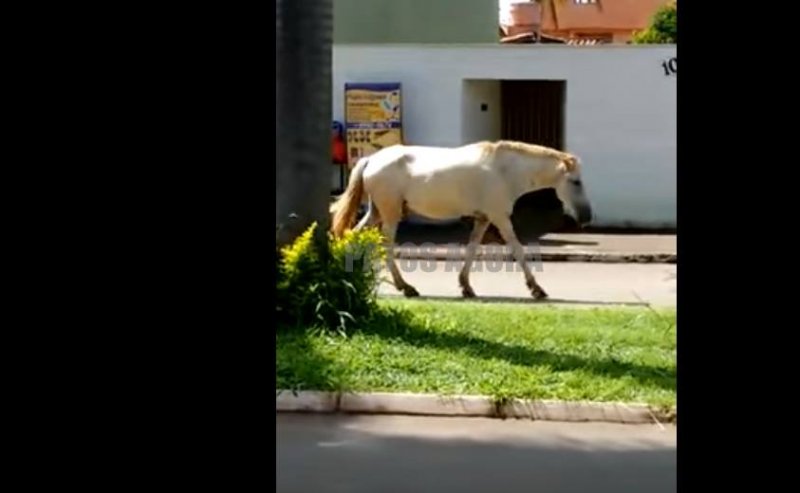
[400,162,492,219]
[404,189,472,219]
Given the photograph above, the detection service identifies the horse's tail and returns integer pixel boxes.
[330,157,369,238]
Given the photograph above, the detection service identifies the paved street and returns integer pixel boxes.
[276,414,676,493]
[378,261,676,307]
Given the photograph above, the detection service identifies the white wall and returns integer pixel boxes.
[461,80,501,144]
[333,45,677,228]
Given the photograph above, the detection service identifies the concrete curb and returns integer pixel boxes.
[393,249,677,264]
[276,390,675,425]
[276,390,339,413]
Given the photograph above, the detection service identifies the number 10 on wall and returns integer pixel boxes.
[662,57,677,76]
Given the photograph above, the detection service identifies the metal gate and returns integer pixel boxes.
[500,80,565,150]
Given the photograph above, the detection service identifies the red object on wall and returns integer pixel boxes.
[332,134,347,164]
[332,121,347,165]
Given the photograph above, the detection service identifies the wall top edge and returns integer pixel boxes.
[334,43,677,49]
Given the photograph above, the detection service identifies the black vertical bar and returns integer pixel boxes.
[276,0,333,248]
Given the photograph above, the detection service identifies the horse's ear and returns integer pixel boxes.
[558,158,576,174]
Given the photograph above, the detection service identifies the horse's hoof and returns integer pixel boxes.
[531,287,548,300]
[403,286,420,298]
[461,286,476,298]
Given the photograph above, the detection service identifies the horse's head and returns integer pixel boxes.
[554,155,593,227]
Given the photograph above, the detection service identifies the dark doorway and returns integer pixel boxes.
[486,79,569,242]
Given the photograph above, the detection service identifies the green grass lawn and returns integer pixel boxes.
[276,299,676,408]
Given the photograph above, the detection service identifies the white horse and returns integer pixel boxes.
[329,140,593,300]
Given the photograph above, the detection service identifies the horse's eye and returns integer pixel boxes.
[571,179,582,186]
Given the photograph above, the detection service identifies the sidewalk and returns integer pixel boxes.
[377,261,677,306]
[393,232,677,263]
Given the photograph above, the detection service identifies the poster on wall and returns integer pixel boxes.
[344,82,402,169]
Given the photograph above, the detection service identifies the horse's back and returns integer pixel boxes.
[363,143,491,178]
[364,143,505,220]
[404,143,492,171]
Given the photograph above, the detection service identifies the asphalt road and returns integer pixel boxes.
[276,413,676,493]
[377,261,677,307]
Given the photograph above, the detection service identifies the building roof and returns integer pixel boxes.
[542,0,670,32]
[499,29,568,44]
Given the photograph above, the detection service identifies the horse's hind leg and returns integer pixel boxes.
[459,214,490,298]
[381,219,419,297]
[373,198,418,297]
[354,198,381,231]
[488,214,548,300]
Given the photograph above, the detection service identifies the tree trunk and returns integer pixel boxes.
[276,0,333,249]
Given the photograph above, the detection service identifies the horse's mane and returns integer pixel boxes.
[480,140,579,171]
[494,140,572,160]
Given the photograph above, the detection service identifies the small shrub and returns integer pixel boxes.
[632,1,676,44]
[277,223,386,333]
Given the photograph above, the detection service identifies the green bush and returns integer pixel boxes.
[276,223,386,333]
[632,1,676,44]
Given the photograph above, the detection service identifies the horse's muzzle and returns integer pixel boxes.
[574,204,593,226]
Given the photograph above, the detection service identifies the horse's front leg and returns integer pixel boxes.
[489,214,548,300]
[459,214,490,298]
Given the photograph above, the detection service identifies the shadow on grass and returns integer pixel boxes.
[360,308,675,392]
[276,329,346,392]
